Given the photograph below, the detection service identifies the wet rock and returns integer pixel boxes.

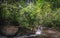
[1,26,18,36]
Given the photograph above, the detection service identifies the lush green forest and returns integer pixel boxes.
[0,0,60,30]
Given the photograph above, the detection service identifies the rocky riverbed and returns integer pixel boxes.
[0,27,60,38]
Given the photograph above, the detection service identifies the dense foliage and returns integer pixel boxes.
[0,0,60,30]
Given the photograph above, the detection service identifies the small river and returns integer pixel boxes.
[0,26,42,38]
[0,26,60,38]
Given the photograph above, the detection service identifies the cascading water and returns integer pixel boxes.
[13,26,42,38]
[35,26,42,35]
[0,26,42,38]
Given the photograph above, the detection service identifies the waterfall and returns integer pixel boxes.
[35,26,42,35]
[0,26,42,38]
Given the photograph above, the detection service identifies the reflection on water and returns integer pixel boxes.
[0,35,7,38]
[0,37,7,38]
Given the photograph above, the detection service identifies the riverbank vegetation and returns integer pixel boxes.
[0,0,60,31]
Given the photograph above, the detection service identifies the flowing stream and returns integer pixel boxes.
[0,26,60,38]
[0,26,42,38]
[13,26,42,38]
